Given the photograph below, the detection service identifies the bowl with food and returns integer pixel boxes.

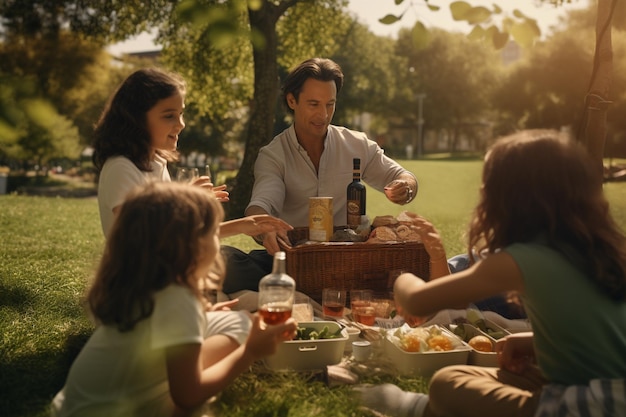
[384,324,470,376]
[447,323,498,367]
[264,321,348,371]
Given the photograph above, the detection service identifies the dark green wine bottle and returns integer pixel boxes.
[347,158,366,229]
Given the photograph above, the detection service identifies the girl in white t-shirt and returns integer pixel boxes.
[52,181,297,417]
[92,67,292,241]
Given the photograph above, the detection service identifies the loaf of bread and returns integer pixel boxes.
[367,226,398,243]
[371,215,398,228]
[368,212,421,243]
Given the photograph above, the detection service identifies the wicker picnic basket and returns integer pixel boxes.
[280,227,431,304]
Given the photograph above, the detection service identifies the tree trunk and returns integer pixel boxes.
[582,0,615,176]
[226,0,298,220]
[226,4,280,220]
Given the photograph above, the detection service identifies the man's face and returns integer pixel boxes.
[287,78,336,142]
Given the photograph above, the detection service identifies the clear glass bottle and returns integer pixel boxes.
[347,158,366,229]
[258,251,296,324]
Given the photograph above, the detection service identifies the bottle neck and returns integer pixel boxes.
[272,253,287,274]
[352,158,361,182]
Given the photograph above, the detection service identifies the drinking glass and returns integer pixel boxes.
[350,289,375,326]
[293,292,314,321]
[202,164,212,182]
[322,288,346,317]
[372,294,394,318]
[176,167,199,183]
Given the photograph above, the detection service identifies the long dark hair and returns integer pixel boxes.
[468,129,626,301]
[282,57,344,114]
[88,181,224,331]
[92,68,186,172]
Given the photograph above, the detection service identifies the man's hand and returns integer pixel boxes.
[384,177,417,205]
[243,206,292,254]
[256,232,283,255]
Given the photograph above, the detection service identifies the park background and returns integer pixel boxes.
[2,0,626,416]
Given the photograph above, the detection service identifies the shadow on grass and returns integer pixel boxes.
[0,330,91,417]
[0,281,34,312]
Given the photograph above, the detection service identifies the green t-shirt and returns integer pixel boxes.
[506,242,626,385]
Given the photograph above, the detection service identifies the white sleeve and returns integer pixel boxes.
[98,157,148,237]
[246,146,286,217]
[151,286,204,350]
[361,138,416,191]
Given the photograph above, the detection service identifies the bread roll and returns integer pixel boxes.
[396,210,415,223]
[367,226,398,243]
[372,215,398,228]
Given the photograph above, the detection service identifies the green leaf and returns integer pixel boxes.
[501,16,514,32]
[427,4,440,11]
[525,17,542,38]
[450,1,472,21]
[379,14,403,25]
[510,21,537,48]
[467,25,485,41]
[207,20,239,49]
[492,4,502,14]
[465,6,492,24]
[395,0,404,4]
[513,9,528,19]
[176,0,211,26]
[250,27,266,50]
[0,120,19,143]
[411,20,431,50]
[491,28,509,50]
[247,0,263,11]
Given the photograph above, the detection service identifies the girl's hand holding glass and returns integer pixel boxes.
[175,167,199,183]
[177,167,229,202]
[192,176,230,202]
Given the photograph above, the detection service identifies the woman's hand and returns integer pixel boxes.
[393,273,430,326]
[395,303,429,327]
[398,212,451,278]
[496,332,535,374]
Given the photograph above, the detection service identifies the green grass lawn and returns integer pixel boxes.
[2,159,625,417]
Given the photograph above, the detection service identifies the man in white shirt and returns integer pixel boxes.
[222,57,418,294]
